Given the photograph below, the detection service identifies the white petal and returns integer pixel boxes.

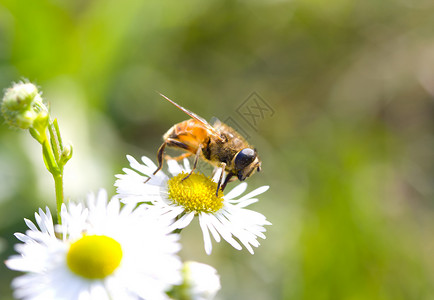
[14,233,30,243]
[173,212,195,229]
[167,159,183,176]
[212,168,223,183]
[183,158,191,172]
[199,213,221,243]
[224,182,248,200]
[237,185,270,202]
[208,213,242,251]
[236,198,259,208]
[24,218,37,232]
[140,155,158,169]
[199,216,213,255]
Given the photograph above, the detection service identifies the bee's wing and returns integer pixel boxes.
[159,93,223,141]
[210,116,221,127]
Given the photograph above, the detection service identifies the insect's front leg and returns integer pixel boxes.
[220,172,234,193]
[216,162,230,196]
[144,141,167,184]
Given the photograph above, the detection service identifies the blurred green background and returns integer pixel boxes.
[1,0,434,299]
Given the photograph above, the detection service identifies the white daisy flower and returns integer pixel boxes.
[168,261,220,300]
[5,189,182,300]
[115,155,271,255]
[181,261,221,300]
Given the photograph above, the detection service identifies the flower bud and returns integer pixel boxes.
[60,143,73,164]
[2,82,38,111]
[1,82,47,130]
[10,110,39,129]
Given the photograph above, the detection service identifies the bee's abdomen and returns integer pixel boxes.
[163,119,209,154]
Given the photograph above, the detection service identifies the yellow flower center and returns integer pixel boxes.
[167,172,224,213]
[66,235,123,279]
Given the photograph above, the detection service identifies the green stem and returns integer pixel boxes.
[54,174,64,224]
[40,132,63,223]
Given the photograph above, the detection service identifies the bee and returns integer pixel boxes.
[150,94,261,195]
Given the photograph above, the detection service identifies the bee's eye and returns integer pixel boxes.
[234,148,256,170]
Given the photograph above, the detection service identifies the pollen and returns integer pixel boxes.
[66,235,123,279]
[167,172,224,213]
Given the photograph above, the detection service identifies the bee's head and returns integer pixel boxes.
[233,148,261,181]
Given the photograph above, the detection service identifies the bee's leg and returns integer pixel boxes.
[220,173,234,192]
[164,152,193,161]
[152,138,191,174]
[181,145,202,181]
[215,163,228,196]
[144,142,167,184]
